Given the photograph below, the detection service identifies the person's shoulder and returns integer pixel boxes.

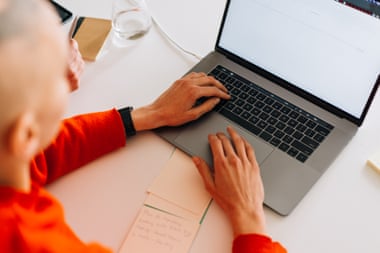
[0,189,20,234]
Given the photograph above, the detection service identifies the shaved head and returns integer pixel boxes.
[0,0,69,148]
[0,0,39,42]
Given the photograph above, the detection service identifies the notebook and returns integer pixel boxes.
[156,0,380,215]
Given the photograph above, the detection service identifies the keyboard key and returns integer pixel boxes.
[265,125,276,134]
[225,103,235,110]
[279,115,290,123]
[258,121,268,129]
[288,119,298,127]
[289,111,299,119]
[296,124,307,132]
[249,116,259,124]
[263,105,273,113]
[297,115,307,123]
[272,102,282,110]
[292,140,313,156]
[243,104,253,111]
[283,135,294,144]
[264,97,274,105]
[209,68,220,76]
[256,93,266,100]
[280,106,291,114]
[235,99,245,107]
[275,122,286,130]
[260,131,272,141]
[296,153,308,163]
[293,131,303,139]
[301,136,319,149]
[242,111,251,119]
[252,108,261,115]
[248,89,258,96]
[287,148,299,157]
[284,126,295,135]
[270,138,281,147]
[271,110,281,118]
[233,107,243,115]
[255,101,265,109]
[259,112,269,120]
[230,96,237,102]
[239,93,248,99]
[304,128,315,137]
[231,88,241,96]
[315,125,330,136]
[247,97,256,104]
[279,143,290,152]
[267,117,278,125]
[226,77,236,85]
[220,108,261,135]
[241,84,249,92]
[219,72,227,80]
[225,84,234,90]
[234,80,243,88]
[306,120,317,129]
[274,130,285,139]
[314,133,325,142]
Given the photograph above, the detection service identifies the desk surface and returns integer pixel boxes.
[48,1,380,252]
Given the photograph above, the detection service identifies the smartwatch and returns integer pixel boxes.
[119,106,136,137]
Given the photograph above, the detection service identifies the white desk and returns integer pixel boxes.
[48,1,380,252]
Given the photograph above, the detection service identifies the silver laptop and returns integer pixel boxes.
[156,0,380,215]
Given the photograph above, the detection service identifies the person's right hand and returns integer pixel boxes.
[131,72,230,131]
[193,127,267,237]
[66,39,84,92]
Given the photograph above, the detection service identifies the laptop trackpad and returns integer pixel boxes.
[174,112,273,166]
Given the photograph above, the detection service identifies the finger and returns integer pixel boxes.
[192,156,215,193]
[191,76,229,93]
[194,86,230,100]
[227,126,247,160]
[185,72,207,79]
[190,97,221,117]
[70,38,79,50]
[244,138,257,165]
[208,133,226,158]
[216,132,236,158]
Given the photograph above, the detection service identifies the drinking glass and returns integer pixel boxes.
[112,0,152,47]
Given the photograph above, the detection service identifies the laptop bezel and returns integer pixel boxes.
[214,0,380,126]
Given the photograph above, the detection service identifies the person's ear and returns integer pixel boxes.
[6,112,40,161]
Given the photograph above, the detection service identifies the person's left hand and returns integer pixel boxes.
[193,127,266,237]
[131,72,230,131]
[66,39,84,91]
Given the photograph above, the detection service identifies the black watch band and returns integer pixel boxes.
[119,106,136,137]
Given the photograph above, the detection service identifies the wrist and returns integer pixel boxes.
[130,105,166,131]
[230,207,267,237]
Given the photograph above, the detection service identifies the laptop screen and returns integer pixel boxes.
[217,0,380,123]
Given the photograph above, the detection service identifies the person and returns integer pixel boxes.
[0,0,286,252]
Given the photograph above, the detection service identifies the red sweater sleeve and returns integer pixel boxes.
[31,109,126,185]
[233,234,287,253]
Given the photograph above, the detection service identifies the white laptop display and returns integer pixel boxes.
[156,0,380,215]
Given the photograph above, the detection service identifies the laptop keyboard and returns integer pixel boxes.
[207,65,334,163]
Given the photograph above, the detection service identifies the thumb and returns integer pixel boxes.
[192,156,215,194]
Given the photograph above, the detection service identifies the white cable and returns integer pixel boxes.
[143,0,202,61]
[150,16,203,61]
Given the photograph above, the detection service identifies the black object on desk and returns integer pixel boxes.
[50,0,72,23]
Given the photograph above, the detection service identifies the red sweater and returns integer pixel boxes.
[0,109,286,252]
